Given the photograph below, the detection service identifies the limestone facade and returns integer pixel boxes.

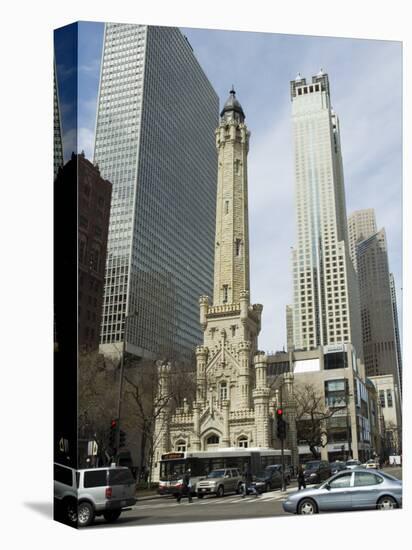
[152,90,283,480]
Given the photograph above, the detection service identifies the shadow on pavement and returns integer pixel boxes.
[23,502,53,519]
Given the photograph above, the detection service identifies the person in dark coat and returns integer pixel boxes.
[242,464,259,497]
[297,465,306,490]
[177,469,193,503]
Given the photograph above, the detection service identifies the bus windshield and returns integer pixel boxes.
[160,460,186,480]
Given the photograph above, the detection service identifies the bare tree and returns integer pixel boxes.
[78,351,118,464]
[123,359,196,484]
[294,383,345,459]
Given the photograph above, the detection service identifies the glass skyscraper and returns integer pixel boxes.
[348,209,402,399]
[289,71,362,357]
[94,24,219,361]
[53,56,64,179]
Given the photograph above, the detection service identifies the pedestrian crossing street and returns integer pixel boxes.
[133,490,294,510]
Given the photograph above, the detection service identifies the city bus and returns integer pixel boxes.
[158,447,292,496]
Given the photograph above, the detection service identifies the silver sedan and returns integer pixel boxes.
[283,469,402,515]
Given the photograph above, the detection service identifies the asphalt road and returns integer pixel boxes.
[91,487,292,528]
[90,466,403,528]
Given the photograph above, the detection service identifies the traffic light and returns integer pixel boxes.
[276,408,287,440]
[119,429,126,448]
[109,419,118,449]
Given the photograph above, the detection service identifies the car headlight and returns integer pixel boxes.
[310,473,317,477]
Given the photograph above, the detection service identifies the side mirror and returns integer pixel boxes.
[325,483,331,491]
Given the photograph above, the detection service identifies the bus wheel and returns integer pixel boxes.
[216,485,224,498]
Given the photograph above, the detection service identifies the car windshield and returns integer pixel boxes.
[256,471,269,479]
[304,462,319,470]
[346,460,359,465]
[207,470,225,478]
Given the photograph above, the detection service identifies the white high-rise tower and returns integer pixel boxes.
[289,71,362,356]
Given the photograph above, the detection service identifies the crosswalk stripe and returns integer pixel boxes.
[133,493,289,510]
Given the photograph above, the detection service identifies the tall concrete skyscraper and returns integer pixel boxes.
[289,71,362,357]
[94,24,219,361]
[348,209,402,400]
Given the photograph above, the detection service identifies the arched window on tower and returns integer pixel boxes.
[206,434,220,445]
[219,381,228,401]
[175,440,186,453]
[238,436,248,448]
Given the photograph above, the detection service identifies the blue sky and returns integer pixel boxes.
[55,22,402,352]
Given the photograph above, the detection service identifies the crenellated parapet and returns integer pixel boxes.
[206,303,241,318]
[229,408,255,422]
[171,411,194,426]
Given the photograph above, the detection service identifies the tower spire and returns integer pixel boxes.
[214,87,250,306]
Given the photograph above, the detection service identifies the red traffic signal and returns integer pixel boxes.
[276,408,283,416]
[111,419,117,428]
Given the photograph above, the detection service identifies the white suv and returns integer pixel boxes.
[54,463,136,527]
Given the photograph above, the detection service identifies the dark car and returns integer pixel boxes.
[303,460,331,484]
[265,464,293,483]
[254,468,283,492]
[330,461,347,475]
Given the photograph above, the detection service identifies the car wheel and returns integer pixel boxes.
[265,482,271,493]
[64,499,78,527]
[103,509,121,523]
[197,493,204,499]
[298,498,318,515]
[77,502,94,527]
[216,485,224,498]
[377,496,398,510]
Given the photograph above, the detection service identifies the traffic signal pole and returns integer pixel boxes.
[278,384,286,491]
[280,437,286,492]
